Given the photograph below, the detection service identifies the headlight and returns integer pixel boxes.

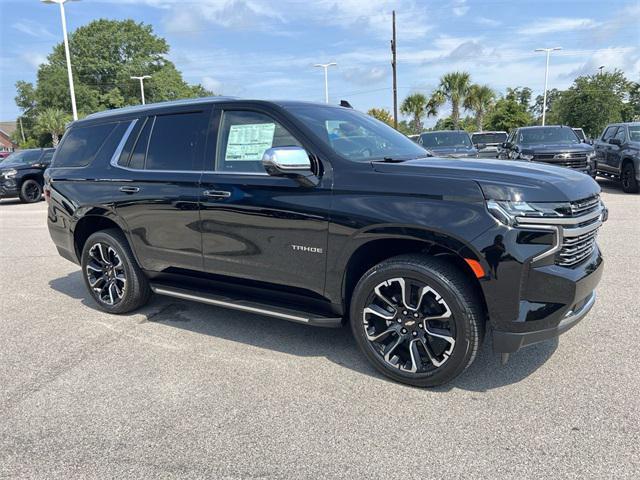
[508,150,519,159]
[1,169,17,179]
[486,199,570,226]
[586,151,596,162]
[518,152,534,160]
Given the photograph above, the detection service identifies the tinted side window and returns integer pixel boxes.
[54,123,117,167]
[217,110,301,173]
[41,151,54,164]
[129,118,153,170]
[602,126,616,141]
[145,112,208,171]
[614,127,625,142]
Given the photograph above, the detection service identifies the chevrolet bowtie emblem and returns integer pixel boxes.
[554,153,572,159]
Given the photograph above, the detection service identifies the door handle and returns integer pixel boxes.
[203,190,231,199]
[119,186,140,194]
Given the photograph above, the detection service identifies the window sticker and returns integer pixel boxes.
[226,123,276,161]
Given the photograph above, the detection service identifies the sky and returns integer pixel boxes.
[1,0,639,125]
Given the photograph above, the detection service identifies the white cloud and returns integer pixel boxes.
[202,76,223,93]
[452,0,469,17]
[342,66,388,85]
[20,52,47,70]
[518,18,598,36]
[12,20,55,39]
[476,17,501,27]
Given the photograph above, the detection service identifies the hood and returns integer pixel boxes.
[428,146,477,157]
[372,157,600,202]
[518,142,594,154]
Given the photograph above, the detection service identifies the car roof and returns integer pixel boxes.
[421,130,469,134]
[607,122,640,127]
[517,125,572,130]
[471,131,507,134]
[80,97,349,124]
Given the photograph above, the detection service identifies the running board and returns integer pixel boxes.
[150,284,343,328]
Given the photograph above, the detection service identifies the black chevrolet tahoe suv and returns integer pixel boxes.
[499,125,597,178]
[0,148,55,202]
[594,122,640,193]
[45,98,606,387]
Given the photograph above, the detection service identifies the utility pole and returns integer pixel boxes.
[42,0,79,121]
[391,10,398,129]
[313,63,336,104]
[534,46,561,126]
[131,75,151,105]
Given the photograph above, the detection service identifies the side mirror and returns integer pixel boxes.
[609,138,622,146]
[262,146,316,184]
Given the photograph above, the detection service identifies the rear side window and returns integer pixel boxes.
[128,118,153,170]
[54,123,117,167]
[145,112,208,171]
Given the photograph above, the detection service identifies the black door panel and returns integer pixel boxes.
[199,173,330,296]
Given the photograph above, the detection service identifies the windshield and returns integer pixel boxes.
[518,127,579,145]
[471,132,507,145]
[0,150,41,166]
[420,132,472,149]
[286,106,428,161]
[628,126,640,142]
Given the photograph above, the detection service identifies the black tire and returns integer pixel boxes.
[80,228,151,314]
[350,254,484,387]
[19,179,42,203]
[621,162,639,193]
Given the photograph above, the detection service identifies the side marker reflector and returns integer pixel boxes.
[464,258,485,278]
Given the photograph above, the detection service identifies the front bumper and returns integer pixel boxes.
[493,291,596,353]
[0,180,18,198]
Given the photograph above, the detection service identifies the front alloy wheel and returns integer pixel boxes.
[350,255,484,387]
[363,278,456,373]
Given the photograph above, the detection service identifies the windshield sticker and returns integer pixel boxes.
[226,123,276,161]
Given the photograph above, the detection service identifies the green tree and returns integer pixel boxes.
[400,93,429,133]
[367,108,394,127]
[485,95,534,132]
[550,70,632,137]
[15,19,213,145]
[531,88,562,124]
[430,71,472,129]
[433,115,476,132]
[464,84,496,131]
[35,108,70,146]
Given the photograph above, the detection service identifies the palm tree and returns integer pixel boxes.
[430,71,472,129]
[464,84,496,131]
[35,108,70,146]
[400,93,429,133]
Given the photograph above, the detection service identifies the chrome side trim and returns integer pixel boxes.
[515,207,602,225]
[517,224,562,263]
[563,220,602,238]
[109,119,138,168]
[563,292,596,321]
[151,286,310,323]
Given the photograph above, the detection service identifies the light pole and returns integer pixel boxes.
[534,47,561,126]
[314,62,337,104]
[131,75,151,105]
[41,0,79,121]
[598,65,605,75]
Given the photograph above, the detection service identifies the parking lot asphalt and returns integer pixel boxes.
[0,179,638,479]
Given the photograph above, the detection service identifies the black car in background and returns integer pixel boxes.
[471,131,507,158]
[594,122,640,193]
[0,148,55,203]
[418,130,479,158]
[499,126,596,177]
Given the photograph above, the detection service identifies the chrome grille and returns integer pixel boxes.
[557,229,599,267]
[533,153,587,169]
[515,195,603,268]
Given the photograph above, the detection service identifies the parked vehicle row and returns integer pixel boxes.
[594,122,639,193]
[45,97,606,387]
[0,148,55,202]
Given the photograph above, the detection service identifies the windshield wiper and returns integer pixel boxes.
[375,156,407,163]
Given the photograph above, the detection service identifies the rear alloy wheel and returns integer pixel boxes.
[81,229,151,314]
[350,255,484,387]
[19,179,42,203]
[621,162,639,193]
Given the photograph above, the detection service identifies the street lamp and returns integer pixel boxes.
[41,0,80,121]
[598,65,605,75]
[534,47,562,126]
[131,75,152,105]
[313,62,337,104]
